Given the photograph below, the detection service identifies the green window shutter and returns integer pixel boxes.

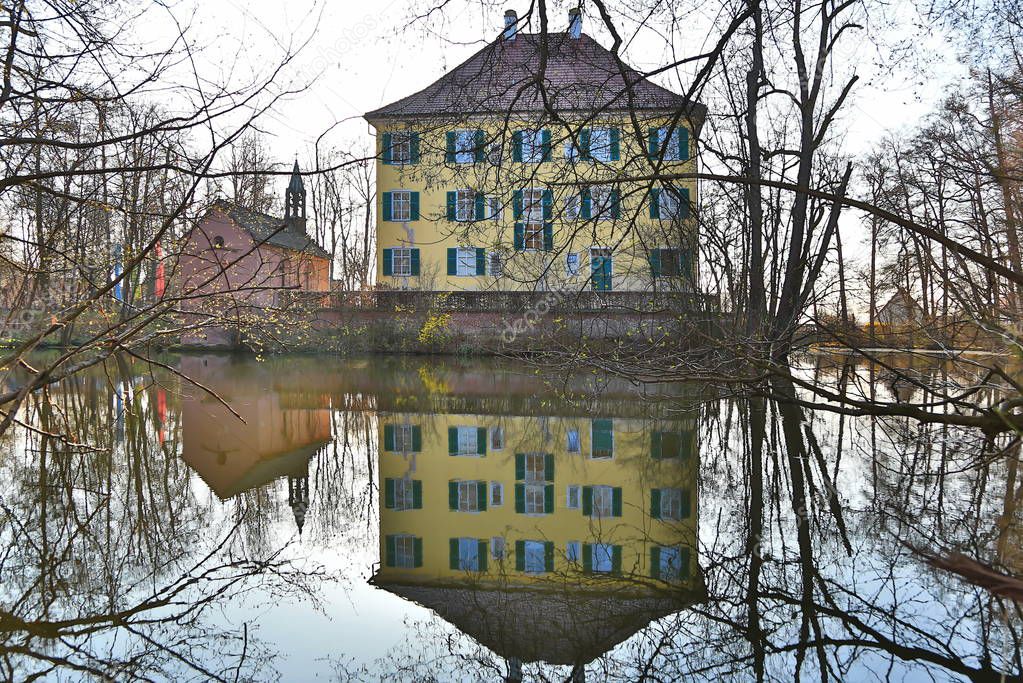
[611,545,622,574]
[409,192,420,221]
[543,223,553,251]
[593,419,613,455]
[382,191,392,221]
[651,546,662,579]
[678,127,689,161]
[382,132,392,164]
[514,483,525,513]
[385,535,396,567]
[540,129,552,161]
[651,430,662,457]
[383,248,393,276]
[647,128,660,159]
[446,131,456,162]
[449,481,459,511]
[609,128,620,161]
[582,486,593,516]
[474,129,486,162]
[650,488,661,519]
[544,541,554,572]
[679,187,691,218]
[384,424,395,451]
[609,189,621,219]
[412,480,423,509]
[410,133,420,164]
[411,425,422,451]
[446,191,457,221]
[582,543,593,573]
[681,488,692,519]
[680,547,691,579]
[474,192,486,221]
[580,188,592,220]
[544,453,554,482]
[477,481,487,511]
[515,453,525,480]
[478,540,488,571]
[449,538,459,570]
[649,188,661,219]
[515,540,526,571]
[475,248,486,276]
[447,248,457,276]
[579,128,591,161]
[514,223,525,251]
[512,131,523,162]
[413,537,423,567]
[513,190,523,219]
[648,249,661,278]
[612,487,623,517]
[544,483,554,513]
[542,189,553,220]
[477,426,487,453]
[448,426,458,454]
[384,478,395,509]
[410,249,421,276]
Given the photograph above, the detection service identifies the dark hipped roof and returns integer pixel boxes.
[365,32,706,123]
[210,201,330,259]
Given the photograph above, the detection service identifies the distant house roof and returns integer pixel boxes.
[365,32,706,123]
[208,200,330,259]
[877,287,925,324]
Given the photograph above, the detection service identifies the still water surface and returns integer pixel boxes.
[0,354,1019,681]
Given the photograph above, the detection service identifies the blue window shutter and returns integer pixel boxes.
[679,187,691,218]
[384,423,395,450]
[540,129,552,161]
[384,478,395,508]
[515,540,526,570]
[446,191,457,221]
[448,426,458,453]
[649,188,661,219]
[410,192,420,221]
[514,483,525,513]
[514,224,524,251]
[579,128,591,161]
[413,537,423,566]
[580,188,592,220]
[679,127,689,161]
[474,129,485,162]
[382,191,392,222]
[446,131,456,162]
[410,133,420,163]
[475,248,486,276]
[650,488,661,518]
[609,128,620,161]
[513,190,523,219]
[474,193,486,221]
[647,128,660,159]
[649,249,661,278]
[410,249,420,276]
[382,248,393,276]
[651,546,662,579]
[477,426,487,453]
[512,131,523,162]
[382,132,392,164]
[542,190,553,220]
[448,482,459,511]
[543,223,553,251]
[609,189,621,219]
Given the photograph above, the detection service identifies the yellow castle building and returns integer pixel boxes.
[364,8,706,293]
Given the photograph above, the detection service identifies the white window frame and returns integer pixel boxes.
[522,188,545,223]
[591,185,615,221]
[659,545,683,580]
[391,247,412,277]
[566,428,581,452]
[521,130,545,163]
[488,250,504,277]
[453,129,477,164]
[390,190,412,222]
[455,247,477,277]
[523,224,544,251]
[589,127,614,162]
[592,543,614,573]
[390,131,413,164]
[486,196,502,220]
[566,484,581,509]
[489,426,504,450]
[566,541,581,564]
[523,539,546,573]
[564,193,581,220]
[524,452,546,482]
[394,423,414,452]
[524,483,546,514]
[394,534,416,569]
[457,537,480,570]
[491,536,506,560]
[659,187,685,219]
[657,127,683,161]
[490,481,504,507]
[660,487,684,521]
[565,254,581,278]
[591,485,613,519]
[455,426,479,456]
[457,480,480,513]
[394,478,414,511]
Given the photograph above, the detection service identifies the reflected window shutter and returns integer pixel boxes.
[477,426,487,453]
[446,131,456,162]
[474,129,485,162]
[542,190,553,220]
[384,478,395,509]
[544,541,554,572]
[612,545,622,574]
[515,540,526,571]
[649,188,660,219]
[475,249,486,277]
[514,223,525,251]
[515,453,525,480]
[385,535,396,567]
[412,480,423,509]
[610,189,621,219]
[612,487,623,517]
[513,190,523,219]
[651,546,661,579]
[448,426,458,454]
[579,128,591,161]
[449,538,459,569]
[514,483,525,513]
[580,188,592,220]
[478,481,487,511]
[449,481,459,511]
[384,424,395,451]
[382,132,392,164]
[382,192,392,221]
[541,129,552,161]
[680,187,691,219]
[609,128,620,161]
[651,429,662,457]
[544,453,554,482]
[413,537,423,567]
[411,425,422,451]
[582,486,593,516]
[446,191,457,221]
[410,249,420,276]
[410,192,420,221]
[544,483,554,513]
[410,133,420,164]
[474,192,485,221]
[647,128,660,159]
[582,543,592,573]
[447,248,457,276]
[650,488,661,519]
[543,223,553,251]
[679,127,689,161]
[478,540,488,571]
[513,131,523,162]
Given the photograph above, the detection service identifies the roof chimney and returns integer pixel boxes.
[568,8,582,39]
[504,9,518,40]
